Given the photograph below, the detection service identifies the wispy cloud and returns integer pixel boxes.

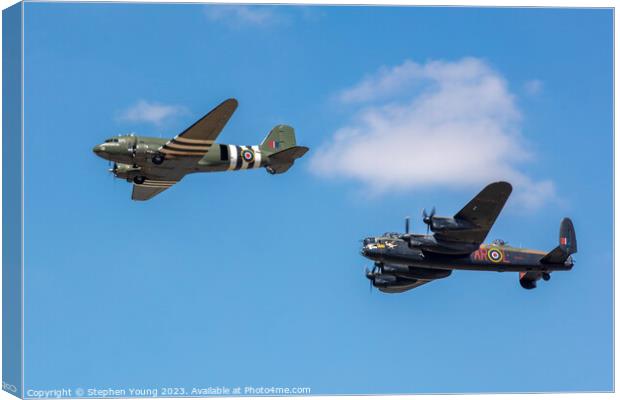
[311,57,556,210]
[204,5,281,27]
[524,79,543,96]
[118,100,188,127]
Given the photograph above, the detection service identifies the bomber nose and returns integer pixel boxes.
[92,144,104,154]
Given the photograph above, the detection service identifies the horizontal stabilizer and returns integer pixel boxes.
[269,146,309,162]
[266,146,309,174]
[540,246,569,264]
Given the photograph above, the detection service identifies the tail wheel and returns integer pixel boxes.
[266,166,277,175]
[133,176,146,185]
[542,272,551,281]
[152,153,165,165]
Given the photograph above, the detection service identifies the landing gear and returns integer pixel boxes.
[152,153,165,165]
[266,166,277,175]
[133,176,146,184]
[542,272,551,281]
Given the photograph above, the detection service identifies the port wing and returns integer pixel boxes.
[159,98,238,158]
[436,181,512,246]
[132,178,182,201]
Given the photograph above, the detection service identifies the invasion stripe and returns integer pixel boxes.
[160,148,206,156]
[143,180,177,184]
[142,181,176,187]
[140,184,175,188]
[172,137,214,145]
[234,146,243,170]
[252,145,262,168]
[166,142,212,151]
[228,144,237,170]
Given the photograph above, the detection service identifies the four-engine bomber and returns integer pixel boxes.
[361,182,577,293]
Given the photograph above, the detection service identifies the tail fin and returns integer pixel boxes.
[260,124,297,153]
[540,218,577,264]
[260,125,309,174]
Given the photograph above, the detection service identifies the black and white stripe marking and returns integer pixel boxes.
[138,180,178,188]
[227,145,261,171]
[160,136,213,157]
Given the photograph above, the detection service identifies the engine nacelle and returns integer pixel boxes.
[373,273,397,287]
[430,216,474,233]
[112,163,142,180]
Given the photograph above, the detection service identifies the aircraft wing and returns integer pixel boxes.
[131,178,182,201]
[435,181,512,246]
[159,98,238,158]
[378,279,432,293]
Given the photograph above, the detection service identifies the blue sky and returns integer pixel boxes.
[22,3,612,395]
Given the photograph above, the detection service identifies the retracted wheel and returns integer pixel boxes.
[152,153,165,165]
[133,176,146,185]
[542,272,551,281]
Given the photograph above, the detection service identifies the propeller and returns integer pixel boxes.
[405,216,410,234]
[422,207,436,234]
[365,263,383,293]
[365,267,373,292]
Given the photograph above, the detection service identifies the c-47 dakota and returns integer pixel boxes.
[93,98,309,200]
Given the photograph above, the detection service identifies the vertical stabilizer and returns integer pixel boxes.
[260,125,297,154]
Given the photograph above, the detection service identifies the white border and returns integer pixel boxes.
[0,2,615,400]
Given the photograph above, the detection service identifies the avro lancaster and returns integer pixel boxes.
[361,182,577,293]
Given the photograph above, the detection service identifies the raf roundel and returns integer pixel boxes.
[241,149,255,163]
[487,247,504,263]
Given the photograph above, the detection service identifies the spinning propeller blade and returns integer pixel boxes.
[365,267,373,293]
[422,207,436,234]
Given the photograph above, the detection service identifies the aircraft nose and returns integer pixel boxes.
[92,144,104,154]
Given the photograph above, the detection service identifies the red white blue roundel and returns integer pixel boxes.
[241,149,255,163]
[487,247,504,263]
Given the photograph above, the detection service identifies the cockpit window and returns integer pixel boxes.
[104,138,120,143]
[363,237,376,245]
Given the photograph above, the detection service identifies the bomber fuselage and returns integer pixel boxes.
[361,236,574,273]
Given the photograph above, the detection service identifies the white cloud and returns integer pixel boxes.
[311,57,556,210]
[118,100,188,126]
[524,79,543,95]
[204,5,279,27]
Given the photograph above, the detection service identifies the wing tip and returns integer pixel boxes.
[488,181,513,195]
[222,97,239,109]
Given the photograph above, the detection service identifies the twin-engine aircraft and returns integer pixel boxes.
[93,98,309,200]
[361,182,577,293]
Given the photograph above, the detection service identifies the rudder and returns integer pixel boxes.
[559,217,577,255]
[540,217,577,264]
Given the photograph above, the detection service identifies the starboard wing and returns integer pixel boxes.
[159,98,238,158]
[377,279,432,293]
[131,178,182,201]
[435,181,512,246]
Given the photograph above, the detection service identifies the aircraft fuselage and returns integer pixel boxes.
[93,135,270,182]
[361,237,574,273]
